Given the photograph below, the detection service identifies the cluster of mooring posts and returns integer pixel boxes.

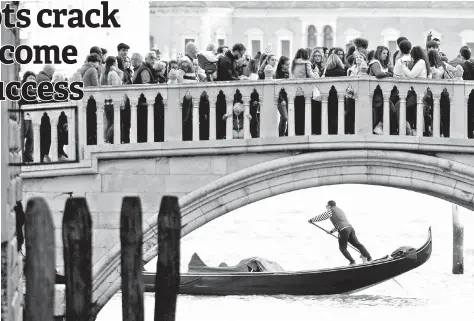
[24,195,181,321]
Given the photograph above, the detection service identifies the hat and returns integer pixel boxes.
[90,46,102,56]
[117,43,130,51]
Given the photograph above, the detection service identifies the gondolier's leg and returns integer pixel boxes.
[347,228,372,261]
[338,228,356,265]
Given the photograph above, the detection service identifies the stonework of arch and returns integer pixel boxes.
[89,150,474,318]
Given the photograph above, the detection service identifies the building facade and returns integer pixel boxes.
[149,1,474,61]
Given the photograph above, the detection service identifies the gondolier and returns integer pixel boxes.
[308,200,372,265]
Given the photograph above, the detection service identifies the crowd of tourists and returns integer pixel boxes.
[19,33,474,162]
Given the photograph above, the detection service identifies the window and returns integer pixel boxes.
[244,28,264,58]
[388,40,397,55]
[275,27,294,59]
[218,39,225,47]
[149,36,154,50]
[381,28,401,53]
[251,40,261,57]
[467,42,474,52]
[308,25,317,48]
[323,26,333,49]
[460,30,474,51]
[281,40,290,57]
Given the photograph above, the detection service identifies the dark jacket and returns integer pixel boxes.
[216,51,239,81]
[462,60,474,80]
[133,63,156,84]
[77,63,99,87]
[325,66,346,77]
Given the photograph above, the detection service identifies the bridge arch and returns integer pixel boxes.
[91,149,474,317]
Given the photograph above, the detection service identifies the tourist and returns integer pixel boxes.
[347,50,368,76]
[324,53,346,77]
[100,56,123,86]
[308,200,372,265]
[310,48,325,77]
[153,61,168,83]
[35,64,55,85]
[353,37,369,52]
[401,46,431,78]
[167,69,178,84]
[90,46,104,78]
[130,53,143,73]
[428,49,457,79]
[449,46,471,67]
[116,42,130,71]
[76,53,101,87]
[392,36,408,65]
[222,102,251,139]
[133,51,158,84]
[57,111,68,160]
[460,47,474,80]
[393,40,413,78]
[291,48,319,79]
[274,56,290,79]
[368,46,393,78]
[258,54,277,80]
[122,56,133,84]
[243,59,259,80]
[177,59,198,83]
[216,43,246,81]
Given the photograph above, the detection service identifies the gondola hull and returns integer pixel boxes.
[143,227,432,295]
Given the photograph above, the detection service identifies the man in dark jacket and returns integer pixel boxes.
[216,43,246,81]
[133,51,158,84]
[461,47,474,80]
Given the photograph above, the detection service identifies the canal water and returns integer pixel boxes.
[97,185,474,321]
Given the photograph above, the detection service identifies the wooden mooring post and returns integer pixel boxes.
[120,197,144,321]
[452,204,464,274]
[22,195,181,321]
[63,198,93,320]
[154,196,181,321]
[24,198,56,321]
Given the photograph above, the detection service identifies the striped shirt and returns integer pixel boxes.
[309,207,351,233]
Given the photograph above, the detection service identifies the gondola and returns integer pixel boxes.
[143,227,432,295]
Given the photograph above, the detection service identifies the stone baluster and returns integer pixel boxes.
[209,98,216,140]
[399,96,407,136]
[192,98,200,141]
[146,96,155,143]
[243,97,251,139]
[226,98,233,140]
[433,94,441,138]
[383,94,390,135]
[450,82,466,138]
[129,98,138,143]
[304,95,312,136]
[287,95,295,137]
[77,99,85,159]
[416,95,424,137]
[96,102,105,145]
[33,123,41,163]
[50,120,58,162]
[113,101,122,144]
[68,110,76,160]
[321,94,329,135]
[337,94,345,135]
[260,85,278,138]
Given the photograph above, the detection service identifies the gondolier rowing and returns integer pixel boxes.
[308,200,372,265]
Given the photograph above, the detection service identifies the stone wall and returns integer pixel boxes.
[1,2,24,320]
[22,153,290,273]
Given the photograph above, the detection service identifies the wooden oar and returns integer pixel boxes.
[309,221,404,289]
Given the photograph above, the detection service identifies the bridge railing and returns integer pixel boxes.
[19,77,474,164]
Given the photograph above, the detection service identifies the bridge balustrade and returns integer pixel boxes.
[19,77,474,165]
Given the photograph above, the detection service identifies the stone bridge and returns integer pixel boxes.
[18,77,474,317]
